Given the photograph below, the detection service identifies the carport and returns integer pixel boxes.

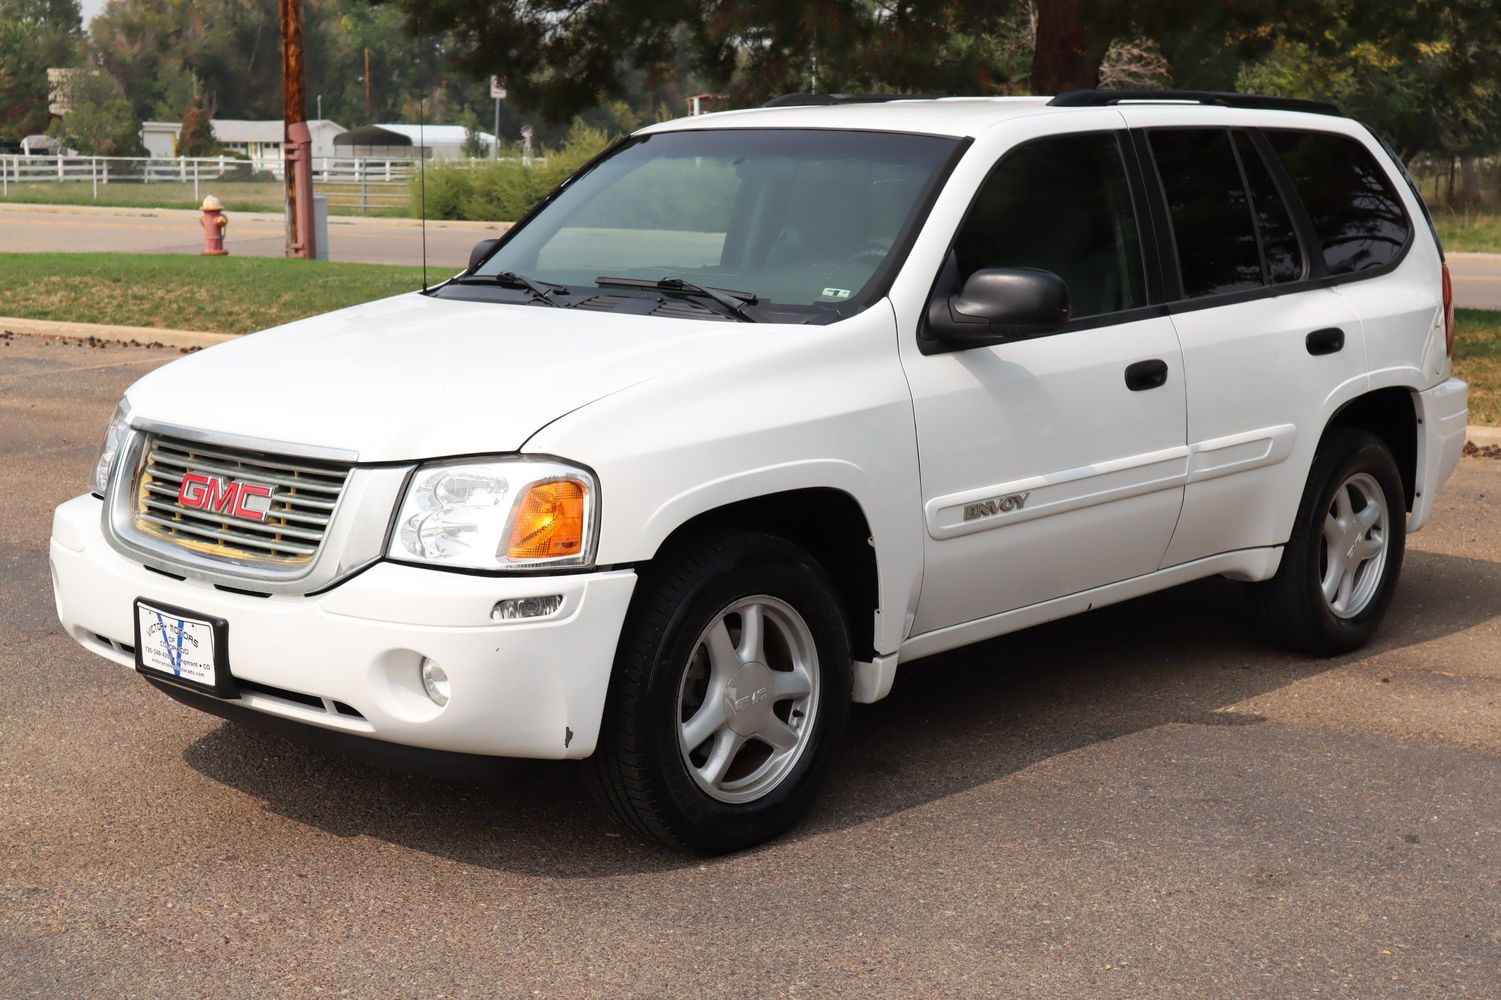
[333,125,426,159]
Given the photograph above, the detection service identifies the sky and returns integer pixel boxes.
[80,0,106,23]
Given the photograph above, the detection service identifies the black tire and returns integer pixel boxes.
[587,530,851,854]
[1249,428,1406,655]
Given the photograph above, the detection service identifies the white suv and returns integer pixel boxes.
[52,91,1468,852]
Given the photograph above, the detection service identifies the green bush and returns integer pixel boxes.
[410,122,613,222]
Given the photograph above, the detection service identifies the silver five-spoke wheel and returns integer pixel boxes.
[1320,471,1389,619]
[676,595,820,804]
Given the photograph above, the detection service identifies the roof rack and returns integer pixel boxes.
[1048,89,1342,117]
[762,93,941,108]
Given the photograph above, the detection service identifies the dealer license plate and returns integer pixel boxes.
[134,600,222,690]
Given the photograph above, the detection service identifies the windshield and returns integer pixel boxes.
[455,128,962,322]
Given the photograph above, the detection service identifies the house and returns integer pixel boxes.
[333,123,497,160]
[140,119,346,163]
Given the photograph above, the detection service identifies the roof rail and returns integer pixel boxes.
[1048,89,1342,117]
[762,93,941,108]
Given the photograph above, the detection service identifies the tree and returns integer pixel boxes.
[176,95,218,155]
[0,0,83,138]
[363,0,1331,120]
[47,97,145,154]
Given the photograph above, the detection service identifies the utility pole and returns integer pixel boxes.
[364,48,372,123]
[279,0,315,259]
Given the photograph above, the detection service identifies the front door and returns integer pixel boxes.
[900,129,1189,635]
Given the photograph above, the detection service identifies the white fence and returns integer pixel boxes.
[0,154,422,213]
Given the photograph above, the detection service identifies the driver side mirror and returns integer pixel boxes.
[468,238,501,271]
[926,267,1071,347]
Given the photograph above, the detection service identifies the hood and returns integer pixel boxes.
[124,293,760,462]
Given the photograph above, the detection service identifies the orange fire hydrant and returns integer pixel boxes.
[199,195,229,256]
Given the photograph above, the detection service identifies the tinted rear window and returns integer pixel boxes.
[1150,129,1262,298]
[1265,130,1410,275]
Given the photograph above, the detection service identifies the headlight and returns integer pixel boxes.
[388,458,597,571]
[91,399,132,495]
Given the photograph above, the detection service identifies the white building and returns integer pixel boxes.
[140,119,346,164]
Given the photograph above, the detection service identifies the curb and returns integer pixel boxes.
[1468,425,1501,447]
[0,201,510,231]
[1,316,235,350]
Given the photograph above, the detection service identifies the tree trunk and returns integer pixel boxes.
[1459,155,1481,206]
[1031,0,1110,95]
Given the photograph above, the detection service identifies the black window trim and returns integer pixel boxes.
[1244,128,1323,282]
[918,127,1163,355]
[1227,129,1272,287]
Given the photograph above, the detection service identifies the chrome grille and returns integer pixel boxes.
[133,434,351,565]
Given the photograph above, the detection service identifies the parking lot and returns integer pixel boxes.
[3,333,1499,998]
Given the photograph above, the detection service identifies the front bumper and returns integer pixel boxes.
[50,494,636,759]
[1409,377,1468,532]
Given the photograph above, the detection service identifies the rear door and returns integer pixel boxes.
[1124,116,1368,566]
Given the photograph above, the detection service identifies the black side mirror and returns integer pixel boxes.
[468,238,501,271]
[926,267,1070,347]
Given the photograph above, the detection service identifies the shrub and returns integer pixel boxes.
[409,121,613,222]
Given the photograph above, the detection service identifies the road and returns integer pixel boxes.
[3,204,1501,308]
[1450,252,1501,309]
[0,205,493,268]
[2,335,1499,998]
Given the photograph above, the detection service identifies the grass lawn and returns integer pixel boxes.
[0,181,411,216]
[0,253,427,334]
[1455,307,1501,425]
[1433,208,1501,255]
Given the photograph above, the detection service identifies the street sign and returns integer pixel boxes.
[490,76,507,100]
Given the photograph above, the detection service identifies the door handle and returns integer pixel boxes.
[1124,359,1169,391]
[1306,327,1345,356]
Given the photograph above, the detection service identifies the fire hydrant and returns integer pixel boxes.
[199,195,229,256]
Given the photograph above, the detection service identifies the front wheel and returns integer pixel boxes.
[1249,429,1406,655]
[588,531,851,853]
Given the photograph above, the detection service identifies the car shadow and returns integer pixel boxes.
[179,548,1501,877]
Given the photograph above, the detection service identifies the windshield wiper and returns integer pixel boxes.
[448,270,568,307]
[596,276,762,322]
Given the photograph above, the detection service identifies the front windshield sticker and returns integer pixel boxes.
[820,287,852,300]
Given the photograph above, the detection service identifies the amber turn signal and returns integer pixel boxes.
[506,479,587,560]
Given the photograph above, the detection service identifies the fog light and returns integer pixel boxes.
[420,658,449,706]
[491,594,564,621]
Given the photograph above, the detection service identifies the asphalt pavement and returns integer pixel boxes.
[1450,253,1501,310]
[0,204,491,268]
[2,334,1499,998]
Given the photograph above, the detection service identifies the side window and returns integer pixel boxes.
[1265,129,1411,275]
[953,132,1146,319]
[1233,132,1305,284]
[1149,129,1261,298]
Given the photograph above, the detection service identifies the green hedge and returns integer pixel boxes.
[410,123,613,222]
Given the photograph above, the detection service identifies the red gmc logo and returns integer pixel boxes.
[177,472,274,522]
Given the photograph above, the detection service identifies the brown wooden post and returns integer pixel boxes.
[279,0,315,259]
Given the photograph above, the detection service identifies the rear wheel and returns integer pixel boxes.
[1249,429,1406,655]
[588,531,850,853]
